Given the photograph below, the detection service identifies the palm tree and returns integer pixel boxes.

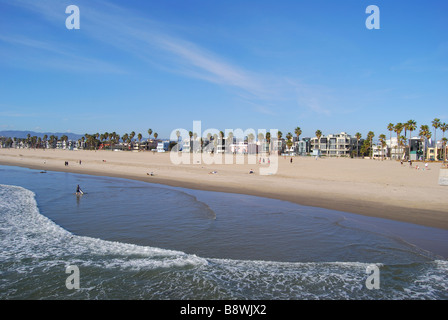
[137,133,142,143]
[379,134,386,160]
[440,123,447,161]
[407,119,417,140]
[115,134,120,148]
[109,131,117,151]
[286,139,293,151]
[367,131,375,159]
[153,132,158,141]
[122,133,129,147]
[419,125,430,160]
[147,128,153,141]
[42,134,48,149]
[387,123,394,160]
[406,119,417,159]
[398,135,407,159]
[187,131,193,153]
[403,122,409,158]
[432,118,441,159]
[294,127,302,141]
[265,132,271,153]
[394,123,403,160]
[355,132,362,158]
[286,132,293,153]
[266,132,271,144]
[61,135,68,148]
[425,130,432,156]
[442,137,447,163]
[227,131,234,144]
[315,130,322,153]
[441,123,448,140]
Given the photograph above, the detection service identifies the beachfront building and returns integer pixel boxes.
[295,138,311,156]
[426,147,437,161]
[311,132,357,157]
[425,140,445,161]
[182,138,192,153]
[372,144,388,159]
[55,140,77,150]
[256,140,269,154]
[387,137,405,160]
[157,141,170,152]
[385,136,425,161]
[247,142,258,154]
[409,137,424,161]
[216,138,226,153]
[432,140,448,161]
[271,138,285,155]
[229,141,248,154]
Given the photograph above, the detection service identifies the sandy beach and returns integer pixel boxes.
[0,148,447,230]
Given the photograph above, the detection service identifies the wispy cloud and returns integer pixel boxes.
[0,33,126,74]
[0,111,38,118]
[2,0,340,117]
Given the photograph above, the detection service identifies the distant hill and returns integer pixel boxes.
[0,130,84,141]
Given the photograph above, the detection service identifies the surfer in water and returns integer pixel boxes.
[76,184,84,195]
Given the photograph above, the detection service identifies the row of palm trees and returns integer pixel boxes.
[81,129,160,150]
[3,120,447,161]
[1,133,71,149]
[310,118,447,161]
[386,118,448,161]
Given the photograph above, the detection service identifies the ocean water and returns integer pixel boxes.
[0,164,447,300]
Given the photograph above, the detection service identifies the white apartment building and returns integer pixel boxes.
[310,132,358,157]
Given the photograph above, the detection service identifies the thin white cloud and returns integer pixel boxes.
[3,0,341,117]
[0,33,126,74]
[285,79,332,116]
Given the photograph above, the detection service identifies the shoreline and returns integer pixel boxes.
[1,148,447,230]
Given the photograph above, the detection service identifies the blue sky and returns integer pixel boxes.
[0,0,447,140]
